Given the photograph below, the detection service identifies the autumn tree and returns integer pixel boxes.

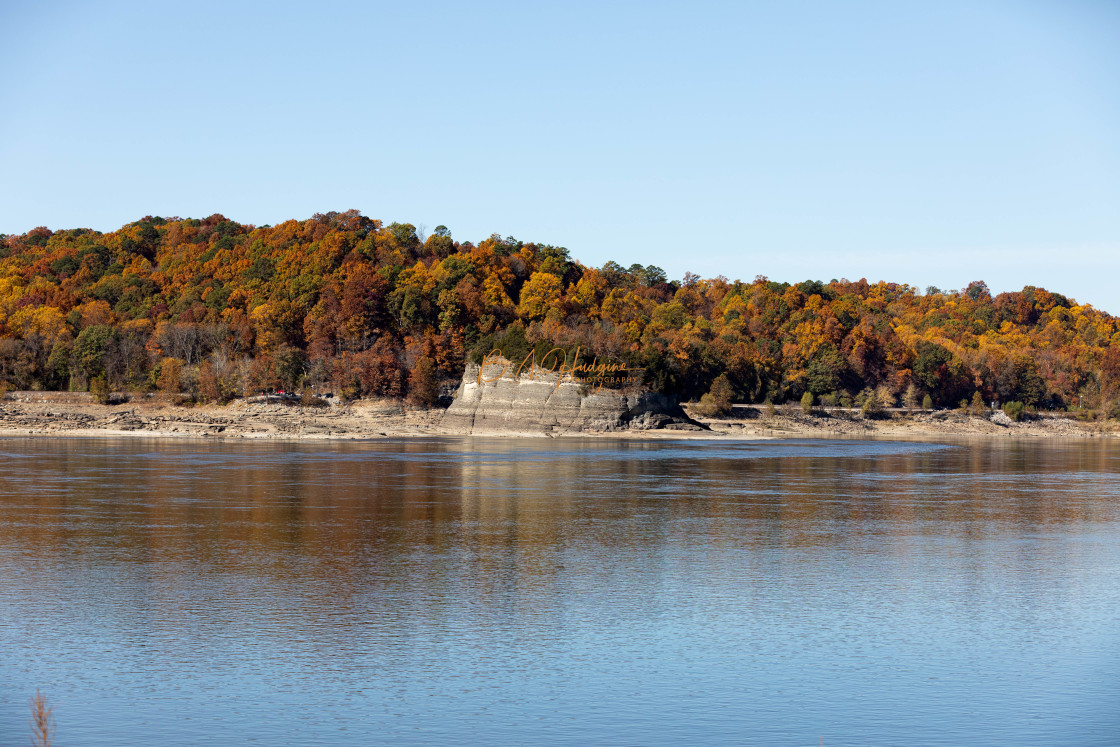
[199,359,220,403]
[695,374,734,417]
[157,358,182,395]
[858,387,882,417]
[970,391,987,416]
[408,355,440,407]
[903,382,920,411]
[517,271,563,321]
[89,374,111,404]
[874,385,896,410]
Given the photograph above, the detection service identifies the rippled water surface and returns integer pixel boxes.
[1,436,1118,745]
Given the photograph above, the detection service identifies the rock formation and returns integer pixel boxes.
[441,358,703,435]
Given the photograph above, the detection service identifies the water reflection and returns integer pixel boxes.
[0,437,1118,745]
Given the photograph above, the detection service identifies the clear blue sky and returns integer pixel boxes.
[2,0,1118,312]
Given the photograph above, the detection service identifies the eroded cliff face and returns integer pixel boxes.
[442,359,702,435]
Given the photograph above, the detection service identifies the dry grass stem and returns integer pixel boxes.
[29,689,54,747]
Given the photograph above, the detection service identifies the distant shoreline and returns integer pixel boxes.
[693,405,1119,441]
[0,394,1115,443]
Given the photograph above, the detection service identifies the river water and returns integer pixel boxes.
[0,436,1117,745]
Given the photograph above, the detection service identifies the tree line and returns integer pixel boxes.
[0,211,1117,416]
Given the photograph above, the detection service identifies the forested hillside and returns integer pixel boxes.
[1,211,1117,414]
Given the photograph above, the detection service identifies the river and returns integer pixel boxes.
[1,437,1117,745]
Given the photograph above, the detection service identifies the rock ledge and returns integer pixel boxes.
[442,359,701,435]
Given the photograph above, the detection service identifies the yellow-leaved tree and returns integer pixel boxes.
[517,271,562,321]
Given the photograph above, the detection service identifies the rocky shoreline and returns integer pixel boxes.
[6,356,1114,443]
[0,395,436,440]
[695,405,1118,440]
[0,392,1115,443]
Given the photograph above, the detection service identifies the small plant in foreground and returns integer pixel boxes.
[30,689,54,747]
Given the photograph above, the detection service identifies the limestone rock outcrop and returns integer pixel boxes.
[990,410,1015,427]
[442,359,703,435]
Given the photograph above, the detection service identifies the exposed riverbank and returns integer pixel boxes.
[691,405,1119,440]
[0,393,443,441]
[0,392,1115,442]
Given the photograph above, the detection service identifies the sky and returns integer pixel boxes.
[1,0,1118,312]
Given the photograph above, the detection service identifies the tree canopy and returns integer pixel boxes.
[0,211,1116,413]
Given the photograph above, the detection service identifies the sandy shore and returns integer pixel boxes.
[0,394,1115,443]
